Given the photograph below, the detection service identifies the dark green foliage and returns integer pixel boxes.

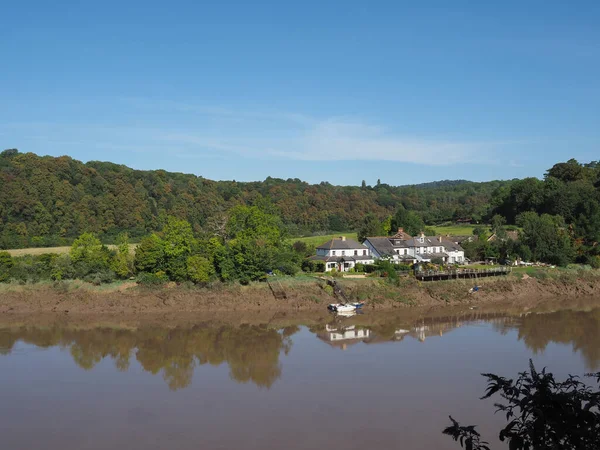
[357,213,385,242]
[374,259,400,282]
[517,212,574,266]
[490,159,600,264]
[136,271,169,286]
[445,361,600,450]
[391,205,425,236]
[0,251,13,282]
[9,254,55,283]
[0,151,507,249]
[134,234,165,273]
[302,260,325,272]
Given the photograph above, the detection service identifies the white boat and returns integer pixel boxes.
[327,302,365,313]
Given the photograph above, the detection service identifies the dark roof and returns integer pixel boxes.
[316,237,365,250]
[421,252,449,258]
[309,255,374,263]
[364,237,396,256]
[405,236,444,247]
[404,236,464,252]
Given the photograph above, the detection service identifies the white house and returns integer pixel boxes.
[309,236,374,272]
[363,228,465,264]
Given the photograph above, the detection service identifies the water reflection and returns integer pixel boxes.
[494,309,600,371]
[1,308,599,390]
[0,324,292,390]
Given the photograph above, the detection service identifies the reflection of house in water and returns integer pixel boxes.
[315,313,518,349]
[317,324,372,350]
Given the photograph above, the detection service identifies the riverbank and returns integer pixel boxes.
[1,269,600,321]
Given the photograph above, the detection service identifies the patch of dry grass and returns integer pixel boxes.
[5,244,138,257]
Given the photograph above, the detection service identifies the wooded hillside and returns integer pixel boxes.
[0,149,506,249]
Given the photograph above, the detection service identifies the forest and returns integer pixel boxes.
[2,149,600,284]
[0,149,504,248]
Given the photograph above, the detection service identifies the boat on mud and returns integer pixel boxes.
[327,302,365,313]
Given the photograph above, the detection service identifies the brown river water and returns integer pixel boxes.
[1,306,599,450]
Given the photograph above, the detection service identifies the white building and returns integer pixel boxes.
[363,228,465,264]
[309,236,374,272]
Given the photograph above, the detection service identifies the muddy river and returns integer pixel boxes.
[1,307,599,449]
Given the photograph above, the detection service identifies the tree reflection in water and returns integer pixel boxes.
[494,309,600,371]
[0,308,599,390]
[0,324,292,390]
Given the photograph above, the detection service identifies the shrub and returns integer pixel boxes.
[51,254,75,281]
[186,255,215,284]
[83,270,116,285]
[313,261,326,272]
[275,261,299,276]
[0,251,13,282]
[329,268,343,277]
[136,271,169,286]
[444,360,600,450]
[301,260,315,272]
[363,264,378,273]
[9,255,52,283]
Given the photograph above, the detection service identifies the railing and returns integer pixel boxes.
[416,267,511,280]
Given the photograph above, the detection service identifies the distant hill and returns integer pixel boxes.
[0,149,508,248]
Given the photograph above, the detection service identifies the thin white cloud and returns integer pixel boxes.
[2,103,506,165]
[161,117,499,164]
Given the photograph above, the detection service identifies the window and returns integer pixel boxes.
[363,250,367,256]
[404,249,408,255]
[332,251,336,256]
[354,250,358,256]
[342,251,345,256]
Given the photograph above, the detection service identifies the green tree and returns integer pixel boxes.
[391,205,425,236]
[215,205,296,282]
[357,213,384,242]
[517,212,574,266]
[161,217,196,281]
[0,251,13,282]
[545,158,584,182]
[70,232,103,263]
[111,233,134,278]
[70,232,112,278]
[186,255,215,284]
[134,234,165,273]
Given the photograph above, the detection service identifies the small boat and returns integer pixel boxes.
[327,302,365,312]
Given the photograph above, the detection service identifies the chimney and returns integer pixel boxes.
[398,227,403,233]
[419,232,425,238]
[341,236,346,241]
[439,236,443,243]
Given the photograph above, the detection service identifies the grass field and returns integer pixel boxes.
[429,224,477,236]
[5,244,138,257]
[290,232,358,247]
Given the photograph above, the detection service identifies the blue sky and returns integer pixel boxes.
[2,1,599,185]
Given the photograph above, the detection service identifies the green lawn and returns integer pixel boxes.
[429,224,478,236]
[289,232,358,247]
